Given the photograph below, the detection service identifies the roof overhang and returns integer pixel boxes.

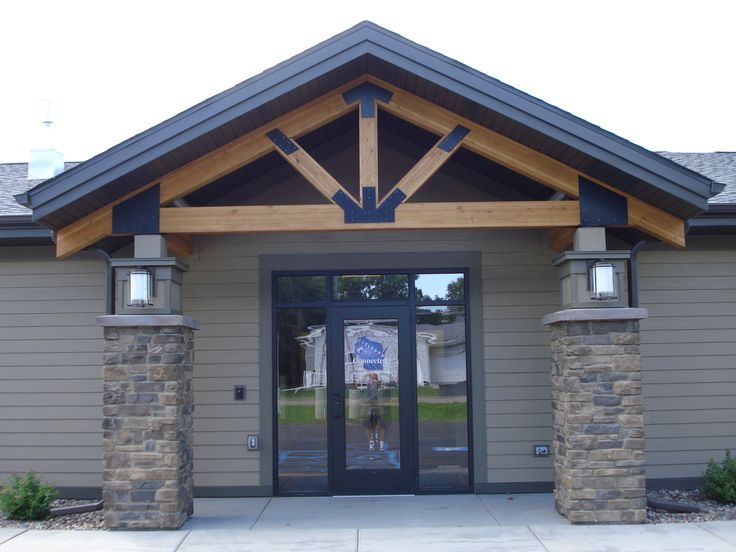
[17,22,723,250]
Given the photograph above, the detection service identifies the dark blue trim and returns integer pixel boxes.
[111,184,160,234]
[579,177,628,227]
[438,125,470,152]
[266,128,299,154]
[342,82,393,117]
[332,187,406,223]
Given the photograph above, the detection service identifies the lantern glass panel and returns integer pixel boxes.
[591,263,616,300]
[129,269,152,306]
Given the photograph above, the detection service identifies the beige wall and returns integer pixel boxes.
[639,235,736,480]
[184,229,558,488]
[1,232,734,492]
[0,247,105,488]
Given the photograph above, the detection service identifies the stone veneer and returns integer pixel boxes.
[543,309,648,524]
[98,315,199,529]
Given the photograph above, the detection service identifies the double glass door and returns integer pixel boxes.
[329,306,414,494]
[275,271,470,496]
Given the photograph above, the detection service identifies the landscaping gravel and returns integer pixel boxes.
[647,489,736,524]
[0,499,104,530]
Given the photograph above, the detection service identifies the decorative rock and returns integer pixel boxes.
[547,316,646,524]
[101,322,196,529]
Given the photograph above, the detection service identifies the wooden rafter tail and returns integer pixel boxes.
[266,128,358,205]
[56,209,113,260]
[627,200,686,249]
[383,125,470,205]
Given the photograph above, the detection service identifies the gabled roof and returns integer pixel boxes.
[18,21,724,231]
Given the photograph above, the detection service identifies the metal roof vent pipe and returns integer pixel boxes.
[28,100,64,180]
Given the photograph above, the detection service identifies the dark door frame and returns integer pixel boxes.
[328,305,415,495]
[270,265,476,496]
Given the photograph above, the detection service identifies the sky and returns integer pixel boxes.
[0,0,734,163]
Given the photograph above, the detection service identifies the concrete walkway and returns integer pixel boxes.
[1,494,735,551]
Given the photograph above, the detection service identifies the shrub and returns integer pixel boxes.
[700,449,736,504]
[0,472,59,521]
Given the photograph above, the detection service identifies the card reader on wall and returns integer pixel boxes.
[247,435,259,450]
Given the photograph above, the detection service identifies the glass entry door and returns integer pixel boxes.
[329,306,414,495]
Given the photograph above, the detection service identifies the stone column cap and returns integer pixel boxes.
[96,314,200,329]
[543,308,648,326]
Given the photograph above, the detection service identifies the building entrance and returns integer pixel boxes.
[274,272,470,495]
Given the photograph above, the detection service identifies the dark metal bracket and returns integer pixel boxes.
[332,187,407,223]
[342,82,393,118]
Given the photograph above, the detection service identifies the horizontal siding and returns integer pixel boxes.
[3,233,732,493]
[0,247,104,488]
[185,229,558,487]
[639,236,736,480]
[482,231,556,484]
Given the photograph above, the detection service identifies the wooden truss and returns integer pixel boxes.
[55,76,686,258]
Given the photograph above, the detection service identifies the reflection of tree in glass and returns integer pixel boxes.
[416,305,465,325]
[415,275,464,302]
[276,276,326,303]
[335,275,408,300]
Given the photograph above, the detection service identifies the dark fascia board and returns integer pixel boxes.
[0,215,54,240]
[25,21,716,222]
[688,203,736,230]
[689,217,736,228]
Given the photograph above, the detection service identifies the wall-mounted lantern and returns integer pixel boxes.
[112,258,188,315]
[553,251,630,309]
[128,268,154,307]
[589,261,617,301]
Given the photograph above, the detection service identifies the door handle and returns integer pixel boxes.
[333,392,344,418]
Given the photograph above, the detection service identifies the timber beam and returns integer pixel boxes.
[342,82,392,205]
[54,77,365,258]
[56,74,686,258]
[266,128,358,205]
[383,125,469,205]
[159,201,580,234]
[367,77,685,248]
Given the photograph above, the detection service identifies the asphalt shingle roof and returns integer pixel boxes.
[659,152,736,205]
[0,162,80,216]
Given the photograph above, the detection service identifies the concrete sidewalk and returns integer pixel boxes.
[0,494,735,551]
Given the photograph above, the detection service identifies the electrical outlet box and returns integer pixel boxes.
[233,385,246,401]
[534,445,550,457]
[247,435,259,450]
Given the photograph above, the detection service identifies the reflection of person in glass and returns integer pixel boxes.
[364,372,387,451]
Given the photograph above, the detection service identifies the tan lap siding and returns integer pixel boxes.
[639,236,736,480]
[482,235,557,483]
[185,229,557,488]
[0,247,105,487]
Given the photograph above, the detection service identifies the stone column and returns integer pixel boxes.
[98,315,199,530]
[543,308,648,524]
